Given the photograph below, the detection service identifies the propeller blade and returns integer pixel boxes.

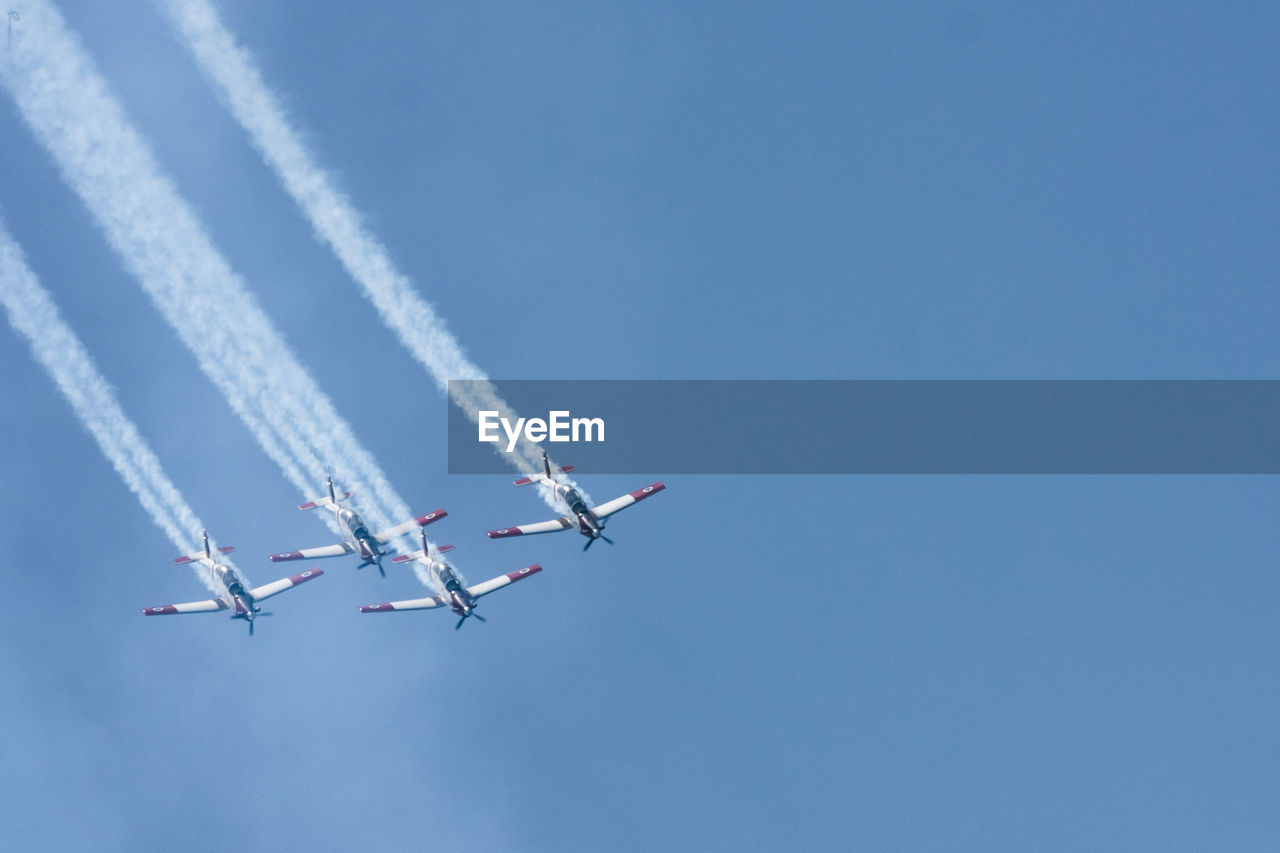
[601,535,614,546]
[249,619,254,636]
[583,537,594,551]
[455,616,466,630]
[472,613,487,623]
[378,562,386,578]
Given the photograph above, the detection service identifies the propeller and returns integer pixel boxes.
[455,612,487,630]
[583,534,614,551]
[249,612,273,636]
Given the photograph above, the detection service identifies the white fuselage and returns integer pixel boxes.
[335,506,379,563]
[204,560,256,618]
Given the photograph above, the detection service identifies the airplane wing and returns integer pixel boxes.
[373,509,448,544]
[359,565,542,612]
[589,483,666,520]
[486,517,573,539]
[359,595,447,613]
[249,568,324,602]
[142,599,229,615]
[268,542,355,562]
[467,564,542,598]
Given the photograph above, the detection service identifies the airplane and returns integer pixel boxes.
[267,476,446,576]
[486,450,665,550]
[142,530,323,635]
[360,529,541,629]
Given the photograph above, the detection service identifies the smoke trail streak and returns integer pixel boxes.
[0,0,439,589]
[160,0,579,511]
[0,217,226,593]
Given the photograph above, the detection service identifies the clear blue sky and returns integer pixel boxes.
[2,1,1278,850]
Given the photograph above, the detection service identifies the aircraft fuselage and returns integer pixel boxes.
[338,507,382,565]
[429,560,477,616]
[556,484,603,539]
[210,563,259,621]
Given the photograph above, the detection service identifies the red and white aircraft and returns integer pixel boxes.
[268,476,446,576]
[360,529,541,629]
[486,451,665,550]
[142,531,323,635]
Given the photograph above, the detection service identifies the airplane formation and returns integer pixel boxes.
[142,452,664,633]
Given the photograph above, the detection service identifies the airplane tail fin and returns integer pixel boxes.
[299,478,353,510]
[174,530,234,565]
[513,452,575,486]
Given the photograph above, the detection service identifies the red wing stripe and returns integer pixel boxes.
[487,527,525,539]
[628,482,666,501]
[505,564,542,582]
[416,509,447,526]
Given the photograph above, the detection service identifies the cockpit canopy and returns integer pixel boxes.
[434,562,459,586]
[339,508,368,537]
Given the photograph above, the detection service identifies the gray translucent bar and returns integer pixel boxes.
[447,380,1280,474]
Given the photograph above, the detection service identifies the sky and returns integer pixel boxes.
[1,1,1278,850]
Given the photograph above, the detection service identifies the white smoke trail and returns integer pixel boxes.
[159,0,578,511]
[0,217,226,593]
[0,0,439,589]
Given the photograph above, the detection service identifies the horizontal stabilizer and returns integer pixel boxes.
[174,545,233,565]
[298,490,352,511]
[513,464,574,487]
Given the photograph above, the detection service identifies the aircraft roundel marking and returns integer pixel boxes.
[300,570,313,578]
[642,486,653,493]
[519,567,530,574]
[498,529,510,535]
[425,513,436,520]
